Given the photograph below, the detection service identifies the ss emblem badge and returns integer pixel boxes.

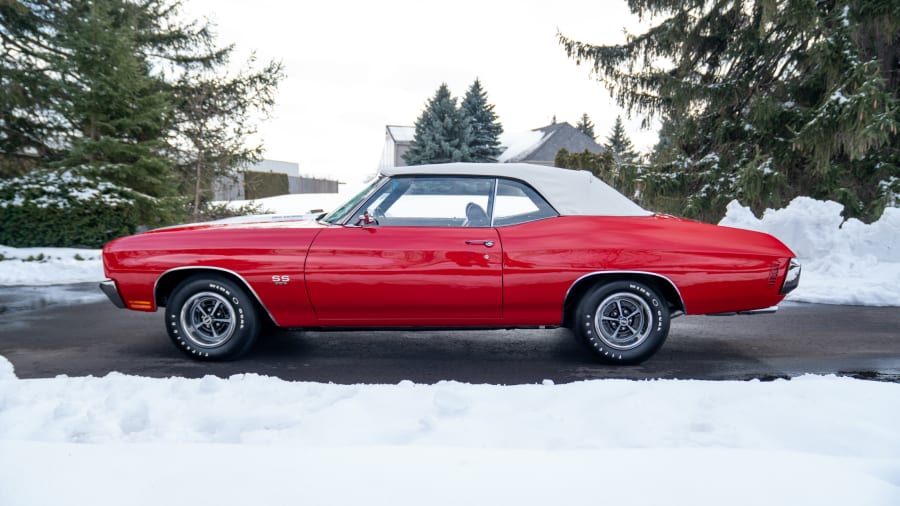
[272,275,291,286]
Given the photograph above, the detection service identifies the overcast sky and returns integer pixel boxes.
[183,0,656,182]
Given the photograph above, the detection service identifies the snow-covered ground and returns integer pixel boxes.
[0,245,103,285]
[2,194,898,504]
[1,358,898,505]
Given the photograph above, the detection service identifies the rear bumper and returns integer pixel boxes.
[99,279,126,309]
[780,259,801,295]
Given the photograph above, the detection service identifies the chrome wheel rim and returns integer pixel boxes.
[594,293,653,351]
[180,292,236,348]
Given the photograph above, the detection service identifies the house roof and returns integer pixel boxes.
[500,122,606,164]
[379,162,650,217]
[386,122,606,163]
[387,125,415,143]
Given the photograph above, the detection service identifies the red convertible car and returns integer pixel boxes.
[100,163,800,364]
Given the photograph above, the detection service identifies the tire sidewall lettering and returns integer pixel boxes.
[165,276,259,360]
[575,281,671,364]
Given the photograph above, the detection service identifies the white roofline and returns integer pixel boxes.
[379,163,650,217]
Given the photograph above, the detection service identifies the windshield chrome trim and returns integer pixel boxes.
[335,176,389,226]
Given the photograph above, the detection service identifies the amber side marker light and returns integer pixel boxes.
[128,301,153,310]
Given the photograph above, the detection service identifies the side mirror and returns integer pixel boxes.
[355,211,378,226]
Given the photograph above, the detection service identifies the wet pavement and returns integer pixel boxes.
[0,282,106,315]
[1,283,899,383]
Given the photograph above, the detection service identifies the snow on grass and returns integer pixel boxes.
[0,245,103,285]
[0,356,898,505]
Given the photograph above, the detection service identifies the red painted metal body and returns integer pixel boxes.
[102,213,795,328]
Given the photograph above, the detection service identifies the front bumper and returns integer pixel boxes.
[99,279,126,309]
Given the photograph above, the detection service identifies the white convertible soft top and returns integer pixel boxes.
[380,163,651,217]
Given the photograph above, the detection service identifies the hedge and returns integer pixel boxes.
[0,166,148,248]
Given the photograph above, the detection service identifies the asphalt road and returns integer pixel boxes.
[1,284,898,383]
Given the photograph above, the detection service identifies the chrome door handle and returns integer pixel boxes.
[466,240,494,247]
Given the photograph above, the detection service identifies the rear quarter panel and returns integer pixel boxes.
[498,215,795,324]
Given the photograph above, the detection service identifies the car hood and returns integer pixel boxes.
[103,216,328,259]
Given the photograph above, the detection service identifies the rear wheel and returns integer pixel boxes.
[573,280,670,364]
[165,276,260,360]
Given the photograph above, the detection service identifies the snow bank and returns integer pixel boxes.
[0,367,896,455]
[720,198,900,306]
[0,359,898,505]
[0,355,13,380]
[721,197,899,261]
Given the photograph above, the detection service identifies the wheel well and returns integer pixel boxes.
[562,273,685,328]
[154,268,276,326]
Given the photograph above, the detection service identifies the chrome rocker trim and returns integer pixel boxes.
[709,306,779,316]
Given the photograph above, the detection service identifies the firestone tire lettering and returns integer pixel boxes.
[164,275,260,360]
[573,280,671,365]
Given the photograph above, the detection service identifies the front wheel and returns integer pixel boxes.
[573,280,670,364]
[165,276,260,360]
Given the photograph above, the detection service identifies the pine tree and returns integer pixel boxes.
[559,0,900,222]
[1,0,176,194]
[0,0,283,221]
[0,1,73,170]
[460,79,503,162]
[575,113,596,140]
[404,83,470,165]
[604,116,639,164]
[55,0,174,198]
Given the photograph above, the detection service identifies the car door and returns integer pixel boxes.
[304,176,502,325]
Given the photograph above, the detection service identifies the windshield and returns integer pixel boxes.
[319,176,384,224]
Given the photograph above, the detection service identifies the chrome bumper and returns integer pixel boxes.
[780,259,801,295]
[99,279,126,309]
